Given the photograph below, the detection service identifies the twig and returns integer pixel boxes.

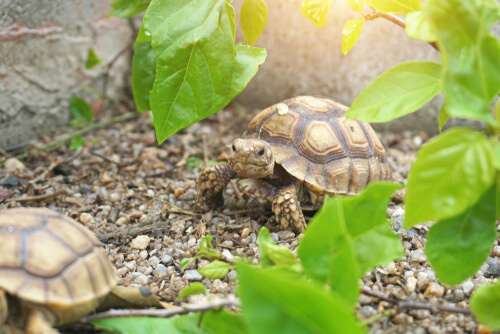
[230,180,244,202]
[364,9,439,51]
[4,190,65,203]
[0,112,140,168]
[361,309,394,326]
[101,42,134,110]
[361,288,471,315]
[29,148,83,184]
[89,148,137,168]
[81,296,240,323]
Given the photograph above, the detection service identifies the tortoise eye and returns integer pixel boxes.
[257,148,265,157]
[232,144,237,152]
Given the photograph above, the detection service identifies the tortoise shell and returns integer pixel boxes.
[0,208,117,325]
[244,96,392,195]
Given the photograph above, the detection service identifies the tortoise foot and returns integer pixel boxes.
[271,185,306,234]
[197,163,236,209]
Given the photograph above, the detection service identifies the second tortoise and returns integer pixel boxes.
[198,96,392,233]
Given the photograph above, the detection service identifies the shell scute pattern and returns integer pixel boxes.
[245,96,392,195]
[0,208,116,308]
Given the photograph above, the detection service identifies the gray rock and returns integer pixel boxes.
[184,269,203,281]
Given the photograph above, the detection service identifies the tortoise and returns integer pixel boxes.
[0,207,118,334]
[198,96,392,233]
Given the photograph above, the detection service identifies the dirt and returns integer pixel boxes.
[0,104,498,334]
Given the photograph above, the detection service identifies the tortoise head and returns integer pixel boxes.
[228,138,274,178]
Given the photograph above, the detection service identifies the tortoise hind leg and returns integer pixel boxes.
[272,184,306,234]
[26,309,58,334]
[197,163,237,209]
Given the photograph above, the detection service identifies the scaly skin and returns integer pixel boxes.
[271,184,306,233]
[197,163,237,208]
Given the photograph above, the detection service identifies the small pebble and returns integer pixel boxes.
[477,324,493,334]
[125,260,137,270]
[462,280,474,295]
[453,289,465,302]
[277,230,295,240]
[115,217,129,226]
[100,172,113,185]
[109,192,121,202]
[116,267,128,276]
[444,314,457,324]
[155,265,168,273]
[130,210,144,219]
[5,158,26,174]
[424,282,444,298]
[241,228,250,239]
[270,233,279,243]
[417,272,429,291]
[410,249,427,263]
[79,213,95,225]
[222,249,234,262]
[130,235,150,250]
[184,269,203,281]
[161,254,173,264]
[406,276,417,293]
[211,279,225,293]
[139,250,148,260]
[135,273,149,285]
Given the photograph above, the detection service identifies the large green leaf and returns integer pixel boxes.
[144,0,266,143]
[70,96,94,122]
[363,0,420,14]
[109,0,150,17]
[426,184,497,285]
[298,183,403,306]
[346,61,441,123]
[132,38,156,112]
[93,310,249,334]
[471,280,500,330]
[405,128,495,228]
[257,227,275,267]
[237,264,365,334]
[424,0,500,125]
[240,0,268,46]
[342,18,364,55]
[176,282,207,301]
[301,0,333,28]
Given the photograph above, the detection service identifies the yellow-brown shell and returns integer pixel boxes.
[245,96,392,195]
[0,208,117,324]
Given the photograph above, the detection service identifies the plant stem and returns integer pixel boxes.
[361,288,471,315]
[81,296,240,322]
[364,9,439,51]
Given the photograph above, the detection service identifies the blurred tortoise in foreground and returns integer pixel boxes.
[198,96,392,233]
[0,208,118,334]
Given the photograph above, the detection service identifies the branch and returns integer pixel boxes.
[361,288,471,315]
[364,10,439,52]
[81,296,240,323]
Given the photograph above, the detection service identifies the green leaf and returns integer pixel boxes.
[346,61,441,123]
[262,243,297,267]
[240,0,268,46]
[424,0,500,125]
[196,235,221,259]
[132,37,156,112]
[494,142,500,170]
[69,136,84,151]
[237,264,366,334]
[298,183,403,306]
[70,96,94,122]
[93,310,249,334]
[495,100,500,123]
[438,103,451,132]
[405,11,437,42]
[109,0,150,17]
[342,18,364,55]
[176,282,207,301]
[301,0,334,28]
[426,184,497,285]
[257,227,276,267]
[198,260,230,279]
[471,280,500,330]
[363,0,420,14]
[345,0,363,12]
[85,48,101,69]
[180,257,195,270]
[405,128,495,228]
[144,0,266,143]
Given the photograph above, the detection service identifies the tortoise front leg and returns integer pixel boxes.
[272,184,306,234]
[26,309,58,334]
[197,163,237,209]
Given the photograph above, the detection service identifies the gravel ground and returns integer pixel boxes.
[0,106,499,334]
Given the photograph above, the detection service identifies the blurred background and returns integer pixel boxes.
[0,0,471,149]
